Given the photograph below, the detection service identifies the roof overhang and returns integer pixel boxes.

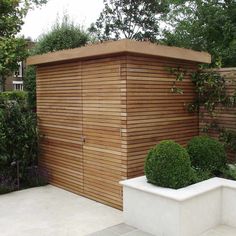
[27,39,211,66]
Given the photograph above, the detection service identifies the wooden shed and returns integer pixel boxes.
[27,40,211,209]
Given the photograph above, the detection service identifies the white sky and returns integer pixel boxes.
[20,0,104,40]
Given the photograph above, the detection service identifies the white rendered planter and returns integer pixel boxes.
[120,177,236,236]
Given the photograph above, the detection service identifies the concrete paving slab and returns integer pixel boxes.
[123,230,154,236]
[0,185,123,236]
[200,225,236,236]
[87,223,154,236]
[107,223,136,235]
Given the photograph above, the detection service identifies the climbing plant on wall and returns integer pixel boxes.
[170,68,236,156]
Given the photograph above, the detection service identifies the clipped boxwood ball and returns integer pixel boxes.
[144,140,193,189]
[187,136,226,173]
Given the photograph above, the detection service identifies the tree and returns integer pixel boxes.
[162,0,236,67]
[24,15,90,109]
[0,38,27,91]
[89,0,170,42]
[33,15,89,54]
[0,0,47,38]
[0,0,47,91]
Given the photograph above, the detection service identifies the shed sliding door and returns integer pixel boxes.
[37,58,124,209]
[37,62,83,194]
[82,57,123,209]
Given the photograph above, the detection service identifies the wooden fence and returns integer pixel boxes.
[200,68,236,161]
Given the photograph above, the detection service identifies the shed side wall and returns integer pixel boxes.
[125,55,199,178]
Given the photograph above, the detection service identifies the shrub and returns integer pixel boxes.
[0,101,38,184]
[221,164,236,180]
[192,169,213,183]
[187,136,227,173]
[0,170,15,194]
[24,66,37,110]
[0,91,27,106]
[145,140,194,189]
[23,166,48,187]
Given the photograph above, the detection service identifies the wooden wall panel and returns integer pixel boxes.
[125,55,199,178]
[37,62,83,194]
[36,54,201,209]
[82,57,124,209]
[200,68,236,161]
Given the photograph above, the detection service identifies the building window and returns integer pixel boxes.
[14,62,23,78]
[13,81,24,91]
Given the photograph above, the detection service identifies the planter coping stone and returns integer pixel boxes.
[120,176,236,201]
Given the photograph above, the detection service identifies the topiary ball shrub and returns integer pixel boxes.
[145,140,193,189]
[187,136,227,173]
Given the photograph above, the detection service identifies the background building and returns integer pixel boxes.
[4,40,35,92]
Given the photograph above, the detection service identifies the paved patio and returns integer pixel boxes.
[88,224,236,236]
[0,185,123,236]
[1,185,236,236]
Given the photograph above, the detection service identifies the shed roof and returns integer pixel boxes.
[27,39,211,66]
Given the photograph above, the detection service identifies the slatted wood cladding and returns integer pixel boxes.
[82,57,124,209]
[32,41,209,209]
[37,57,125,209]
[121,55,199,178]
[37,62,84,194]
[200,68,236,161]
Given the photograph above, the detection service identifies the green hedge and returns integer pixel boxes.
[187,136,227,173]
[0,101,38,179]
[0,96,47,192]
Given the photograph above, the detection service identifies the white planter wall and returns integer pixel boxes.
[123,186,181,236]
[222,187,236,227]
[120,177,236,236]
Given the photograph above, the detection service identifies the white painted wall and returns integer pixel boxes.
[121,177,236,236]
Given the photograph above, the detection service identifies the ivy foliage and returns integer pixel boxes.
[169,67,187,94]
[170,68,236,155]
[188,70,236,113]
[89,0,169,42]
